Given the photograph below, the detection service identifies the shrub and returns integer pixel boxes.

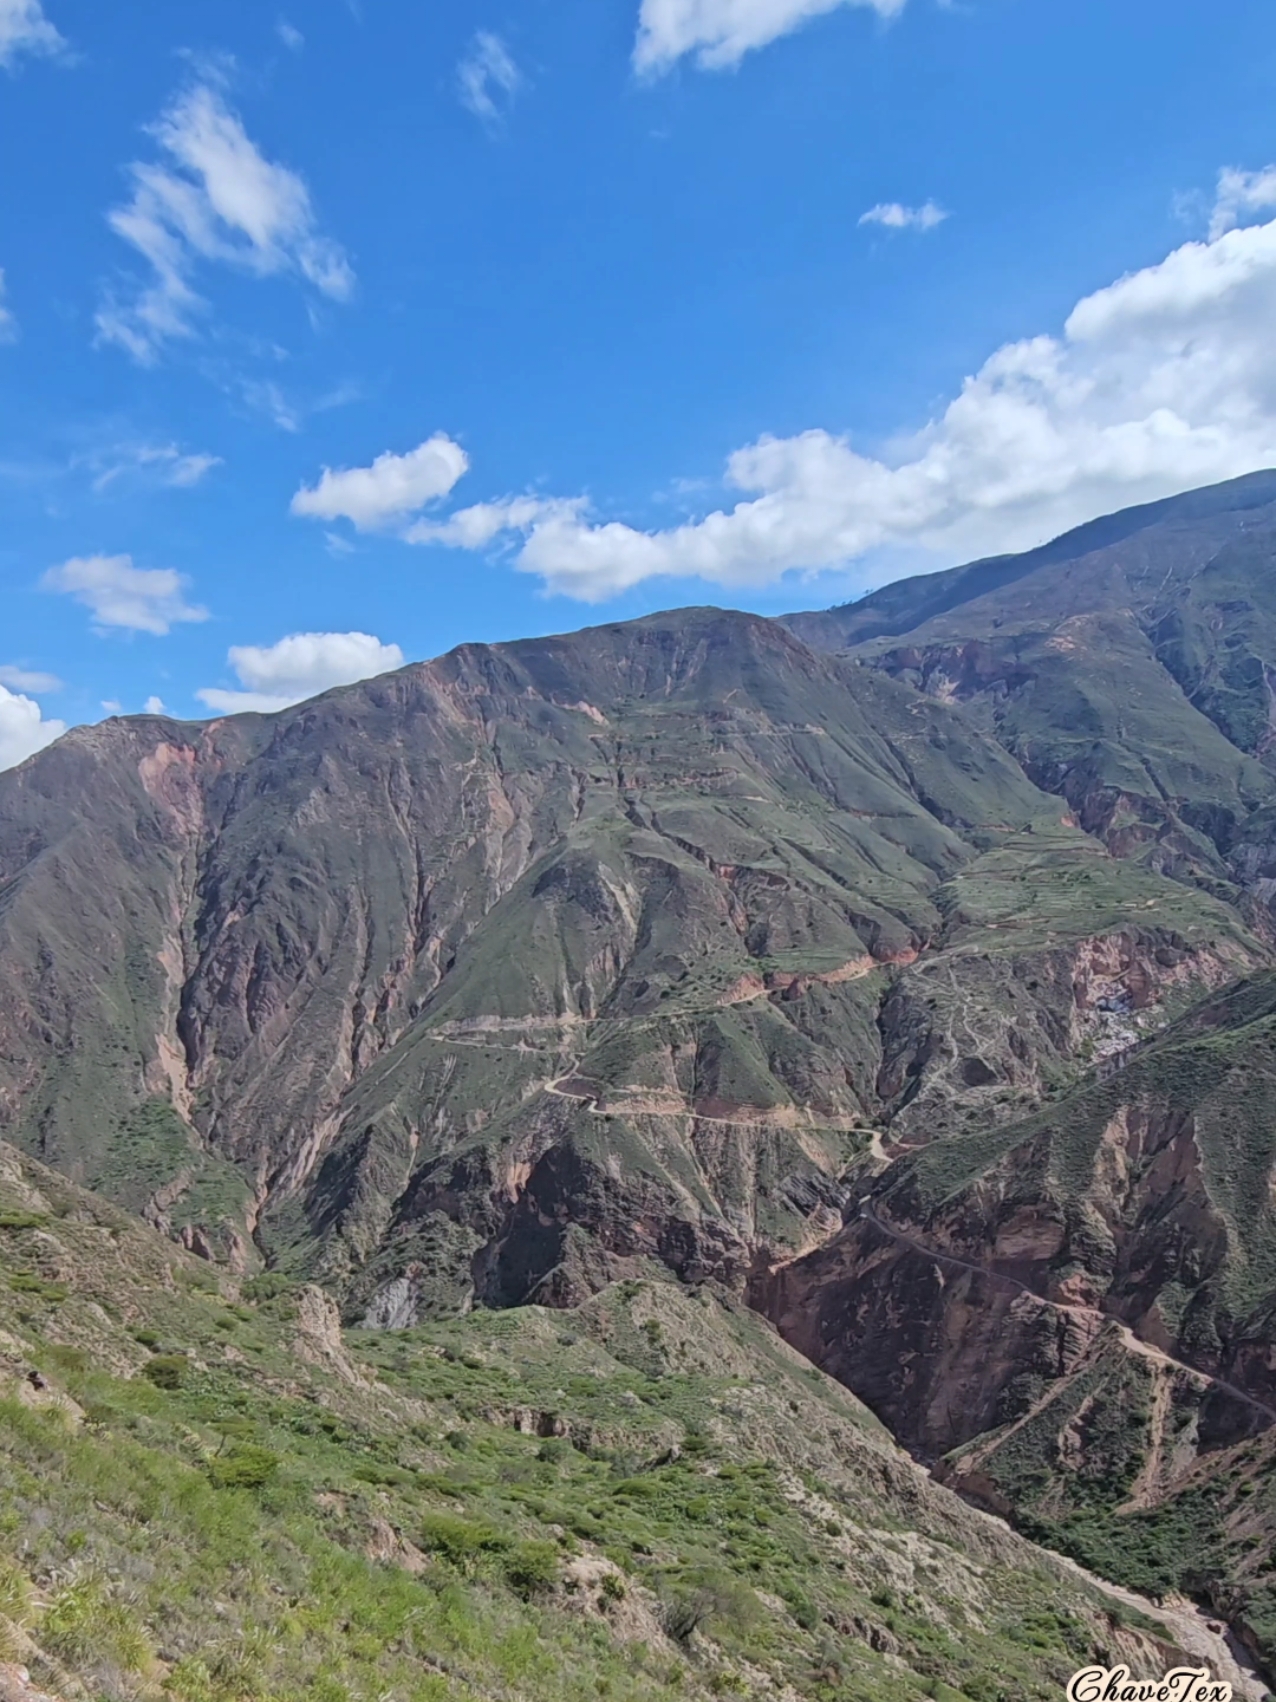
[661,1570,760,1644]
[352,1462,413,1487]
[502,1540,559,1596]
[0,1210,46,1231]
[208,1444,281,1489]
[142,1354,188,1390]
[418,1511,507,1568]
[8,1273,67,1302]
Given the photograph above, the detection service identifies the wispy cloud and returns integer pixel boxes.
[83,441,222,492]
[457,31,521,124]
[43,554,209,635]
[291,434,469,529]
[859,199,948,232]
[97,79,354,363]
[276,19,304,52]
[0,0,64,70]
[0,664,61,693]
[0,269,15,342]
[634,0,906,74]
[197,630,404,713]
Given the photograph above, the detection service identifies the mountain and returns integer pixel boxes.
[3,478,1276,1683]
[10,604,1222,1303]
[782,470,1276,902]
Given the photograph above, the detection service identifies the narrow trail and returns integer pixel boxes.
[859,1202,1276,1426]
[544,1076,861,1134]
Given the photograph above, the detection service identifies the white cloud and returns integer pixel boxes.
[291,434,468,530]
[413,195,1276,600]
[634,0,904,73]
[0,0,63,69]
[43,554,209,635]
[86,441,221,492]
[1209,166,1276,241]
[0,664,61,693]
[404,494,584,549]
[97,80,354,363]
[143,695,166,714]
[0,685,65,772]
[197,631,405,714]
[859,199,947,232]
[0,270,14,342]
[277,19,304,51]
[458,31,521,123]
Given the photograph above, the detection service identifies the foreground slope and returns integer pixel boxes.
[2,1143,1248,1702]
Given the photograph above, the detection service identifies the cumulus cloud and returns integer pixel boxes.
[85,441,221,492]
[197,630,405,713]
[634,0,905,73]
[458,31,521,123]
[97,80,354,363]
[859,199,947,232]
[0,685,65,773]
[43,554,209,635]
[0,664,61,692]
[0,0,63,69]
[143,695,166,714]
[291,434,468,530]
[411,197,1276,600]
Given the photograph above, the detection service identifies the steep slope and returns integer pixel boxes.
[0,607,1255,1315]
[783,471,1276,897]
[3,1142,1249,1702]
[762,970,1276,1672]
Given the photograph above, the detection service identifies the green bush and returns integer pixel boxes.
[0,1210,47,1231]
[8,1273,67,1302]
[418,1511,508,1568]
[142,1353,188,1390]
[503,1540,559,1596]
[207,1445,281,1489]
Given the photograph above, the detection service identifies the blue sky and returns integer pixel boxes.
[4,0,1276,760]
